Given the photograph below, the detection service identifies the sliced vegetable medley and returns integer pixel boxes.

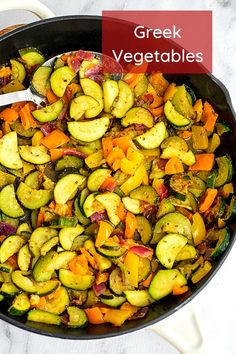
[0,48,235,328]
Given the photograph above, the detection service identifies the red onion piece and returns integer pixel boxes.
[130,245,153,258]
[85,74,103,85]
[143,204,157,221]
[68,57,81,72]
[134,123,147,131]
[90,211,107,223]
[63,149,87,159]
[76,50,95,61]
[92,282,107,297]
[128,307,149,320]
[85,64,102,77]
[57,102,68,121]
[41,122,56,136]
[0,222,17,236]
[156,183,169,201]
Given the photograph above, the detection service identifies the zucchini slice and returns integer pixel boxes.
[130,185,158,205]
[0,170,16,190]
[29,227,58,257]
[161,147,196,166]
[67,306,88,328]
[0,184,24,218]
[19,145,51,164]
[109,267,133,295]
[25,170,41,189]
[164,100,191,127]
[83,192,105,218]
[10,59,26,83]
[70,95,99,120]
[59,269,94,290]
[19,47,45,67]
[55,155,83,171]
[138,257,152,282]
[80,78,103,118]
[121,107,154,128]
[103,79,119,113]
[87,169,111,192]
[54,173,85,205]
[210,227,230,259]
[153,212,192,240]
[214,155,233,187]
[32,251,58,282]
[32,100,63,122]
[135,121,167,149]
[112,80,134,118]
[156,233,188,269]
[96,245,126,259]
[36,286,69,314]
[54,251,76,269]
[124,290,154,307]
[68,117,110,142]
[136,216,152,244]
[100,292,126,308]
[1,282,20,298]
[0,235,26,263]
[0,131,22,169]
[149,269,187,300]
[59,225,84,250]
[122,196,142,214]
[31,66,52,96]
[95,192,121,226]
[79,58,100,78]
[11,271,37,294]
[41,236,59,256]
[27,309,61,325]
[8,292,30,316]
[17,244,31,272]
[171,85,195,119]
[175,244,197,261]
[50,66,76,97]
[16,182,53,210]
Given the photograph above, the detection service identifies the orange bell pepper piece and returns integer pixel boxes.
[46,88,59,104]
[189,153,215,171]
[103,309,132,326]
[172,284,189,295]
[84,307,106,324]
[124,211,137,239]
[69,254,90,275]
[41,129,70,149]
[102,136,113,158]
[124,251,139,287]
[99,176,117,192]
[148,72,169,96]
[113,135,136,153]
[165,156,184,174]
[0,108,19,123]
[19,103,37,129]
[202,102,218,132]
[80,247,97,269]
[95,220,114,248]
[106,146,125,166]
[116,202,127,222]
[199,188,218,213]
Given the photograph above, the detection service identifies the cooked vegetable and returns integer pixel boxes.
[0,48,233,329]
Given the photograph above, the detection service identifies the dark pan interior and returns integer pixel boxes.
[0,16,235,339]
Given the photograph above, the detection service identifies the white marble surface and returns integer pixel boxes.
[0,1,236,353]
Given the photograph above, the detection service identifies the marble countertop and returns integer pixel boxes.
[0,1,236,353]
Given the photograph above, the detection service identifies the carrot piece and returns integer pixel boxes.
[99,175,117,192]
[106,146,125,166]
[0,108,19,123]
[124,211,137,239]
[102,136,113,158]
[149,105,164,117]
[149,95,163,109]
[113,135,136,153]
[148,72,169,96]
[36,210,45,228]
[49,148,64,161]
[202,101,218,132]
[46,88,59,104]
[172,284,189,295]
[95,220,114,248]
[189,153,215,171]
[180,130,192,140]
[41,129,70,149]
[199,188,218,213]
[84,307,105,324]
[165,156,184,174]
[11,102,27,112]
[116,202,127,222]
[19,103,37,129]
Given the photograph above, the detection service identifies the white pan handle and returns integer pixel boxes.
[0,0,55,19]
[149,305,210,354]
